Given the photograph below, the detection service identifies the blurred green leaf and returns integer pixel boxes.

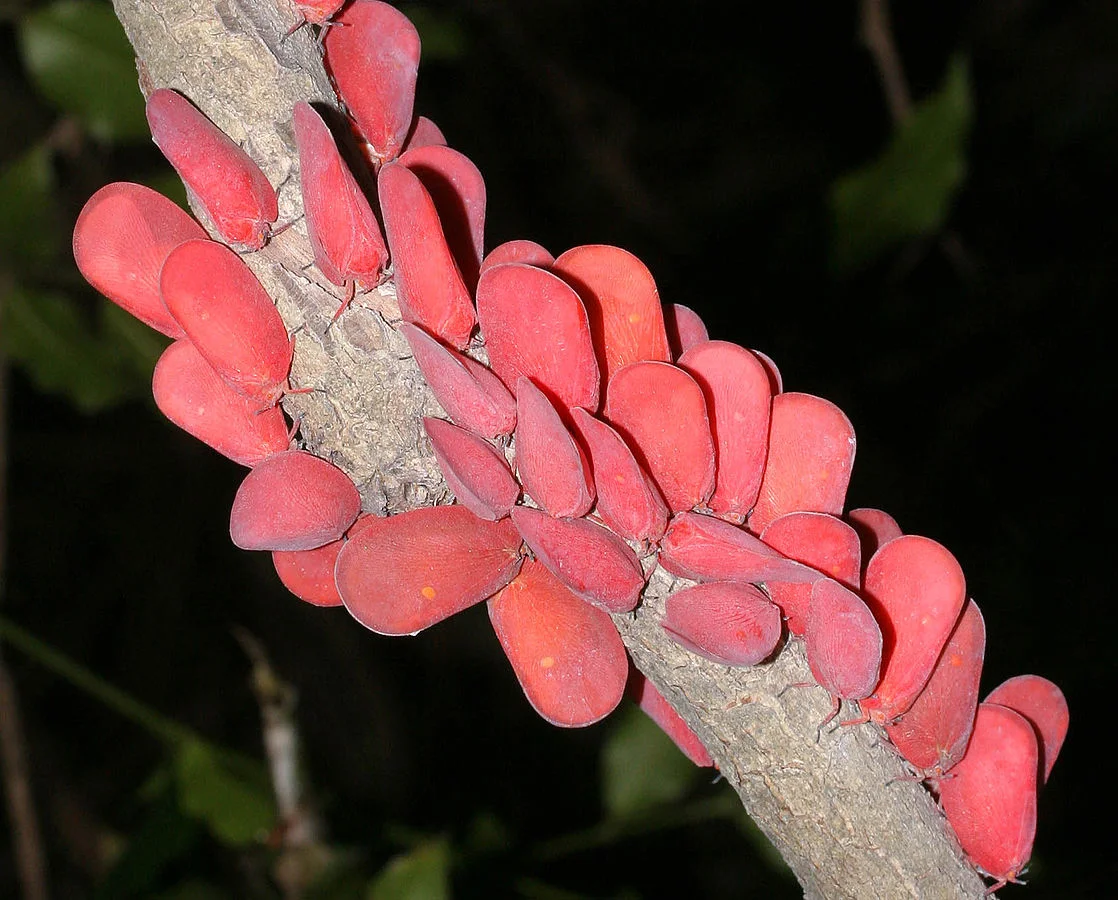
[95,793,201,900]
[601,703,700,819]
[402,5,467,61]
[3,287,159,411]
[18,0,148,141]
[0,143,61,275]
[367,839,450,900]
[173,740,275,847]
[830,57,973,272]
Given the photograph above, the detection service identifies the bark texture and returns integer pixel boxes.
[110,2,989,897]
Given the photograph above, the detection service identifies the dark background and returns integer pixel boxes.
[1,1,1113,897]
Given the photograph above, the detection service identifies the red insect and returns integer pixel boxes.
[627,670,714,767]
[678,340,773,522]
[939,703,1038,893]
[272,539,345,607]
[423,417,519,521]
[324,0,420,163]
[845,507,903,573]
[400,143,487,291]
[286,0,345,35]
[488,559,628,728]
[152,341,290,467]
[322,1,420,163]
[569,407,669,545]
[509,507,645,614]
[857,535,968,724]
[160,239,294,408]
[229,450,361,551]
[661,581,783,667]
[292,101,388,315]
[747,392,856,534]
[72,181,206,338]
[402,115,447,153]
[476,262,600,410]
[398,323,516,439]
[985,674,1069,783]
[604,361,715,513]
[759,512,861,636]
[551,244,672,387]
[335,506,523,635]
[145,88,278,250]
[659,512,821,585]
[804,578,882,727]
[752,349,783,394]
[663,303,708,360]
[480,239,554,274]
[513,378,594,519]
[378,161,477,349]
[884,599,985,776]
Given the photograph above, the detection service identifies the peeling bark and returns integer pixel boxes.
[109,2,989,896]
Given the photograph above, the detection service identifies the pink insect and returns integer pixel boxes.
[747,392,856,534]
[627,670,714,767]
[569,407,669,545]
[550,244,672,387]
[229,450,361,552]
[678,340,773,522]
[661,582,783,667]
[509,506,645,614]
[663,303,709,359]
[398,323,516,439]
[159,239,294,408]
[488,559,628,728]
[856,535,968,724]
[323,0,421,163]
[423,417,519,521]
[293,101,388,317]
[480,239,554,273]
[399,143,487,291]
[759,512,861,636]
[476,262,600,410]
[985,674,1069,783]
[145,88,278,250]
[604,361,715,513]
[803,578,882,728]
[513,378,594,519]
[659,512,821,585]
[272,539,345,607]
[72,181,206,338]
[402,115,447,153]
[152,341,291,467]
[939,703,1038,893]
[285,0,345,36]
[334,506,524,635]
[884,599,985,776]
[378,161,477,349]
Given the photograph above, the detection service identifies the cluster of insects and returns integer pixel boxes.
[71,2,1067,893]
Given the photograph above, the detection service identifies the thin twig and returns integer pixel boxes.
[0,281,51,900]
[860,0,913,125]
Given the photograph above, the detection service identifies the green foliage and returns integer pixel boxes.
[18,0,148,142]
[830,57,973,272]
[0,143,60,276]
[600,702,702,819]
[173,740,276,847]
[400,5,467,62]
[95,792,202,900]
[367,839,451,900]
[3,286,164,412]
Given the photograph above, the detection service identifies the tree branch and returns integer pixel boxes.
[109,2,986,896]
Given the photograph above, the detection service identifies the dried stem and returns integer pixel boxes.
[860,0,913,126]
[107,3,986,897]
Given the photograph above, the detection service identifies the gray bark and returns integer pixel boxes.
[110,2,989,897]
